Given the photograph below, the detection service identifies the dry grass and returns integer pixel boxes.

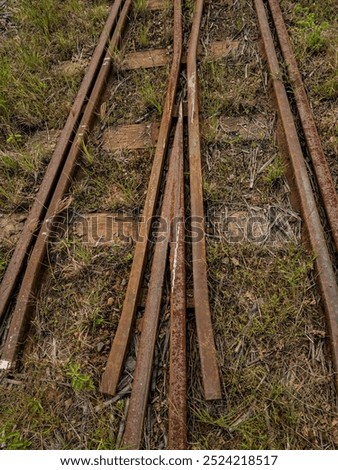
[187,240,338,450]
[0,236,134,449]
[125,7,173,52]
[102,66,169,127]
[72,146,154,214]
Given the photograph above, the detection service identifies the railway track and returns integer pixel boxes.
[0,0,337,449]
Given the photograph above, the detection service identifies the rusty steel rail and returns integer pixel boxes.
[267,0,338,251]
[0,0,125,326]
[0,0,133,370]
[168,102,187,450]
[100,0,183,396]
[122,119,180,450]
[254,0,338,391]
[187,0,222,401]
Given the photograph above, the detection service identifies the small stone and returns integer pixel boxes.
[121,278,127,287]
[125,356,136,373]
[97,342,105,353]
[107,297,113,306]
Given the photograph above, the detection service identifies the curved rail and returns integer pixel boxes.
[100,0,183,397]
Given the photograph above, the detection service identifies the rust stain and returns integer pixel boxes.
[168,102,187,449]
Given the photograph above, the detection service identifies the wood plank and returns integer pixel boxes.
[202,115,270,141]
[73,213,139,245]
[199,40,240,60]
[146,0,168,9]
[102,122,160,150]
[120,40,240,70]
[73,205,299,250]
[121,49,170,70]
[102,115,269,152]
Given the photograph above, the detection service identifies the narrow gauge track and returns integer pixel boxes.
[0,0,337,449]
[254,0,338,389]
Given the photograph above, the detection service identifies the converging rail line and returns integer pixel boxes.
[0,0,337,449]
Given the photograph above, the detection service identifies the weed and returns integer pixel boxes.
[276,245,315,294]
[313,68,338,100]
[89,433,116,450]
[109,46,124,69]
[203,178,221,203]
[88,417,117,450]
[194,408,229,429]
[134,0,147,13]
[29,398,44,416]
[124,252,134,263]
[200,58,261,119]
[81,140,94,165]
[83,289,109,331]
[0,153,18,171]
[0,426,31,450]
[6,133,23,145]
[0,176,25,209]
[203,115,219,142]
[138,72,164,114]
[139,24,150,48]
[73,244,93,265]
[115,400,125,413]
[294,5,329,55]
[264,156,284,186]
[92,311,106,329]
[185,0,195,21]
[0,254,7,279]
[236,415,270,450]
[200,61,227,118]
[65,362,95,392]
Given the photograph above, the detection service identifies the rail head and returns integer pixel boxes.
[186,0,222,401]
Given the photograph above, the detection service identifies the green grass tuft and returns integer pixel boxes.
[65,362,95,392]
